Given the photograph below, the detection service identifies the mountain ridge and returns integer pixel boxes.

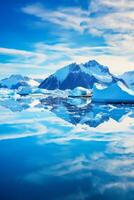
[0,74,39,89]
[120,70,134,90]
[39,60,125,90]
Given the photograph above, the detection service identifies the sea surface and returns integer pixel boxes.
[0,95,134,200]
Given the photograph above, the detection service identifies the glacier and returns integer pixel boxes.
[92,81,134,103]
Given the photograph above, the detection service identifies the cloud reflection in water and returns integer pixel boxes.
[0,95,134,199]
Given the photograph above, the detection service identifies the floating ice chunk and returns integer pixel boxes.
[92,81,134,103]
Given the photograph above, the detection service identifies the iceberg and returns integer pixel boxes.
[92,81,134,103]
[17,86,32,96]
[68,87,91,97]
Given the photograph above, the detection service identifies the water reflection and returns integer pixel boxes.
[0,95,134,200]
[1,95,134,128]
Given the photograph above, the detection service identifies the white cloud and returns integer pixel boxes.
[0,47,46,65]
[0,42,133,78]
[0,47,47,78]
[88,0,134,56]
[21,3,88,33]
[89,0,134,12]
[21,2,134,74]
[0,47,34,57]
[33,42,134,74]
[1,1,134,78]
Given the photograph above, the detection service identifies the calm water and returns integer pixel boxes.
[0,95,134,200]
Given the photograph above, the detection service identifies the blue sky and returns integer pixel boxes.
[0,0,134,78]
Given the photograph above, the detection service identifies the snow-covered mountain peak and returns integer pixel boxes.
[54,63,79,83]
[80,60,112,83]
[54,65,70,83]
[0,74,39,89]
[85,59,100,66]
[84,60,109,73]
[120,70,134,90]
[39,60,122,90]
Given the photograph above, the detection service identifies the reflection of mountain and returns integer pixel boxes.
[1,98,134,200]
[0,97,40,112]
[41,97,134,127]
[0,98,27,112]
[0,95,134,128]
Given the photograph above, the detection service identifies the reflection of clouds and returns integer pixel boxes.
[100,181,134,196]
[1,96,134,198]
[38,118,134,145]
[24,155,92,184]
[21,111,134,198]
[0,123,48,140]
[1,98,134,155]
[52,155,91,177]
[23,148,134,181]
[1,96,134,129]
[56,191,89,200]
[0,103,73,141]
[108,136,134,154]
[89,155,134,178]
[23,150,134,198]
[0,106,20,123]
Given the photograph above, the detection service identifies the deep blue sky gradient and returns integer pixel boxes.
[0,0,133,78]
